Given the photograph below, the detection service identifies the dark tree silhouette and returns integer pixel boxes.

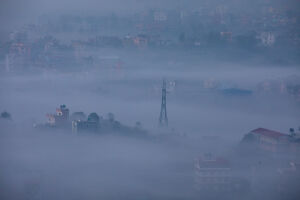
[135,121,142,129]
[88,113,100,123]
[1,111,11,120]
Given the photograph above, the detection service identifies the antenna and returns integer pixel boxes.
[159,79,168,127]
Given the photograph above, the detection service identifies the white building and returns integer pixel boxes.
[258,32,276,46]
[154,11,167,22]
[195,154,232,191]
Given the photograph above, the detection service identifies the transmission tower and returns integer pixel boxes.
[159,79,168,127]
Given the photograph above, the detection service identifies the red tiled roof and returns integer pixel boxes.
[251,128,287,139]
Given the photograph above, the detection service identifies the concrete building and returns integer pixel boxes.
[257,32,276,46]
[154,11,167,22]
[242,128,300,153]
[277,161,300,198]
[54,105,69,126]
[133,34,148,48]
[46,105,69,127]
[72,120,98,133]
[243,128,289,153]
[194,154,232,191]
[72,112,100,133]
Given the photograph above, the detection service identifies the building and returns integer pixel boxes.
[256,79,287,95]
[243,128,289,152]
[72,120,98,133]
[154,11,167,22]
[72,112,100,133]
[54,105,69,126]
[242,128,300,153]
[257,32,276,46]
[133,34,148,48]
[5,42,31,72]
[277,161,300,198]
[220,32,232,42]
[46,105,69,127]
[194,154,232,191]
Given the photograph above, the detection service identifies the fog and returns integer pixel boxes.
[1,0,300,199]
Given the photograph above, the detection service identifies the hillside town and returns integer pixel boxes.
[1,1,300,74]
[0,0,300,199]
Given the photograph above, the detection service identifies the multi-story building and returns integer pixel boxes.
[72,112,100,133]
[72,120,98,133]
[46,105,69,127]
[194,154,232,191]
[242,128,300,154]
[54,105,69,126]
[154,11,167,22]
[257,32,276,46]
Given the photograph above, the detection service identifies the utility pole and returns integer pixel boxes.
[159,79,168,127]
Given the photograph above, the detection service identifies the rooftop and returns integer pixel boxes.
[251,128,287,139]
[196,157,230,168]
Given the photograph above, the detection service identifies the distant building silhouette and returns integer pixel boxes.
[54,105,69,127]
[72,113,100,133]
[241,128,300,153]
[194,154,232,191]
[46,105,69,127]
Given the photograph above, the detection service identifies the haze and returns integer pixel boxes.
[0,0,300,200]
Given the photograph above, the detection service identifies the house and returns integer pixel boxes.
[46,105,69,127]
[242,128,300,153]
[243,128,289,152]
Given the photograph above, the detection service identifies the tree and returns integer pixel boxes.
[88,113,100,123]
[1,111,11,120]
[135,121,142,129]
